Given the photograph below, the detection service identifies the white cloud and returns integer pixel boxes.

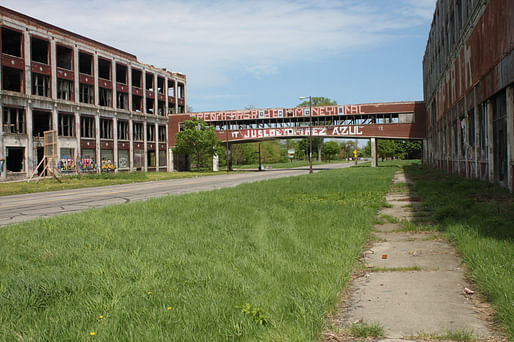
[2,0,434,87]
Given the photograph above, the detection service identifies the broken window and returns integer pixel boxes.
[117,120,129,140]
[116,63,127,84]
[100,118,113,139]
[98,58,111,80]
[2,107,25,134]
[99,88,112,107]
[146,98,154,114]
[147,124,155,141]
[2,27,22,57]
[168,102,175,114]
[132,68,142,88]
[157,77,164,94]
[145,72,154,91]
[147,150,156,167]
[168,82,175,97]
[32,110,51,137]
[32,73,50,97]
[133,122,143,141]
[58,113,75,137]
[80,116,95,138]
[57,45,72,70]
[117,92,128,110]
[31,37,49,64]
[6,147,25,172]
[178,83,184,99]
[57,78,73,101]
[2,66,23,92]
[158,101,165,116]
[158,125,166,142]
[132,95,142,112]
[79,52,93,75]
[79,83,94,104]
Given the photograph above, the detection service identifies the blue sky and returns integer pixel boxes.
[2,0,436,112]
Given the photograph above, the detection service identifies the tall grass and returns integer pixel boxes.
[407,165,514,339]
[0,166,397,341]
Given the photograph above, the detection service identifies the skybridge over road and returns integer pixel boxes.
[168,101,426,169]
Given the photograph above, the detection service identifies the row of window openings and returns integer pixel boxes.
[2,108,166,141]
[2,29,183,96]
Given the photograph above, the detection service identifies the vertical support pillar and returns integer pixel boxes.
[168,148,175,172]
[26,105,34,176]
[155,122,159,171]
[143,120,148,172]
[113,116,118,173]
[95,114,101,173]
[75,111,81,163]
[52,106,59,168]
[506,85,514,192]
[212,153,219,172]
[371,137,377,168]
[174,80,178,114]
[129,119,134,171]
[0,103,4,181]
[487,100,494,182]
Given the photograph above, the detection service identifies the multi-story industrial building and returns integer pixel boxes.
[423,0,514,192]
[0,6,186,180]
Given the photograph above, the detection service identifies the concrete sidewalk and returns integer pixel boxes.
[323,170,504,342]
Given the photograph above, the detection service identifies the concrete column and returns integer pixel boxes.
[0,103,4,181]
[212,153,219,171]
[73,47,79,104]
[52,106,59,162]
[112,59,117,109]
[164,77,169,116]
[93,54,99,106]
[371,137,377,167]
[168,148,175,172]
[127,65,132,111]
[155,122,159,171]
[487,100,494,182]
[75,111,81,159]
[113,116,118,173]
[143,120,148,172]
[129,119,134,170]
[95,114,100,173]
[50,40,57,100]
[24,31,31,95]
[506,85,514,192]
[26,105,34,176]
[182,80,187,112]
[174,79,178,114]
[142,68,146,114]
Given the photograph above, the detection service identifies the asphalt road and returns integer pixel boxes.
[0,162,357,227]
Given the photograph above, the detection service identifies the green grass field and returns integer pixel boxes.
[0,165,397,341]
[0,171,222,197]
[406,165,514,339]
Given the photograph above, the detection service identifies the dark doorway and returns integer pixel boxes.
[492,90,507,184]
[36,147,45,175]
[6,147,24,172]
[32,110,51,137]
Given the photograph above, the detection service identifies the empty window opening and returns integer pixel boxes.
[58,113,75,137]
[146,98,154,114]
[145,72,154,91]
[79,83,94,104]
[32,110,51,137]
[132,95,142,112]
[99,88,112,107]
[2,27,22,57]
[6,147,25,172]
[168,83,175,97]
[117,92,128,110]
[57,45,72,70]
[116,63,127,84]
[468,110,475,148]
[158,101,165,116]
[158,125,166,142]
[118,120,129,140]
[492,90,507,183]
[147,150,156,167]
[177,105,184,114]
[2,66,23,92]
[157,77,164,94]
[168,102,175,114]
[79,52,93,75]
[133,122,143,141]
[98,58,111,80]
[178,83,184,99]
[32,73,50,97]
[80,116,95,138]
[57,78,73,101]
[132,69,142,88]
[3,107,25,134]
[31,37,49,64]
[100,118,113,139]
[479,103,487,159]
[147,124,155,141]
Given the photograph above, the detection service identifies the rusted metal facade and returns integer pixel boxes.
[423,0,514,191]
[0,6,186,180]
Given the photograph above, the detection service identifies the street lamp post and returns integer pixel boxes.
[299,96,313,174]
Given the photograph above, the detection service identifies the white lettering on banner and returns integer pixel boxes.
[237,126,363,139]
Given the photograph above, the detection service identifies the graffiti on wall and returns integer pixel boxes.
[229,126,364,140]
[0,159,4,176]
[59,157,76,172]
[79,156,97,173]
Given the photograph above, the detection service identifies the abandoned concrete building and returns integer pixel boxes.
[423,0,514,192]
[0,6,186,180]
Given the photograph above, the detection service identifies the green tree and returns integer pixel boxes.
[322,141,339,162]
[173,117,222,170]
[339,140,358,160]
